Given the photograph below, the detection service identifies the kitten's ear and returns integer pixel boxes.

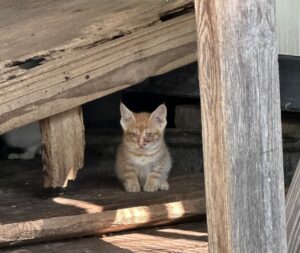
[120,103,135,130]
[150,104,167,130]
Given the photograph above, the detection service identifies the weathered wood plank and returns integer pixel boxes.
[195,0,287,253]
[286,160,300,253]
[0,198,203,247]
[40,107,85,188]
[0,169,205,224]
[0,0,193,62]
[1,222,208,253]
[0,13,196,134]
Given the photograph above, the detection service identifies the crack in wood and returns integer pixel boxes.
[159,2,194,22]
[75,30,128,50]
[5,56,47,70]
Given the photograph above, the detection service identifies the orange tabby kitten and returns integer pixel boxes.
[116,103,172,192]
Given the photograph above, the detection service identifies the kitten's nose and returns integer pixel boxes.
[138,137,145,148]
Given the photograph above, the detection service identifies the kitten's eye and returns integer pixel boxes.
[128,132,137,137]
[146,133,153,138]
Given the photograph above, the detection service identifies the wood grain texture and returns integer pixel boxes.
[0,0,193,62]
[0,199,203,247]
[276,0,300,56]
[0,166,205,247]
[0,173,205,225]
[40,107,85,188]
[195,0,287,252]
[0,13,196,135]
[1,222,208,253]
[286,160,300,253]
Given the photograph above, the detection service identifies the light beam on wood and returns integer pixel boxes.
[0,198,204,247]
[194,0,287,252]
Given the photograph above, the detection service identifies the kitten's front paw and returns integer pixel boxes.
[159,180,169,191]
[143,183,159,192]
[124,182,141,192]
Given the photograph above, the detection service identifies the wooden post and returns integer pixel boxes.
[286,160,300,253]
[195,0,287,253]
[40,107,85,188]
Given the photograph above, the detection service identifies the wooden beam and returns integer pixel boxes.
[0,198,203,247]
[286,160,300,253]
[0,223,208,253]
[0,0,194,62]
[40,107,85,188]
[195,0,287,253]
[0,13,196,135]
[0,173,205,224]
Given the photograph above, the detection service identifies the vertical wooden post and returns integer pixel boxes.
[40,107,85,188]
[286,160,300,253]
[195,0,287,253]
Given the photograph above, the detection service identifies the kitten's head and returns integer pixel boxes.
[120,103,167,151]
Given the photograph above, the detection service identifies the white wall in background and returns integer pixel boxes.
[276,0,300,56]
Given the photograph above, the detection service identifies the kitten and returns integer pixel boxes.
[116,103,172,192]
[1,122,41,160]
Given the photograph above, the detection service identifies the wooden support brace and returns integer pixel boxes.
[0,198,203,247]
[286,160,300,253]
[40,107,85,188]
[195,0,287,252]
[0,13,196,135]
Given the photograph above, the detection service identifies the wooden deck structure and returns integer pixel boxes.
[2,222,209,253]
[0,159,205,247]
[1,0,299,252]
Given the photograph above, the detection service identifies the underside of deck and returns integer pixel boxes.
[0,0,196,134]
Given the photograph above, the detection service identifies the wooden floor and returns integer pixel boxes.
[2,222,208,253]
[0,158,206,249]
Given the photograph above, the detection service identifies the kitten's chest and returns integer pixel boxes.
[130,155,155,179]
[134,165,150,182]
[130,154,158,167]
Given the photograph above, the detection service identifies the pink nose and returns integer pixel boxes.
[138,138,145,148]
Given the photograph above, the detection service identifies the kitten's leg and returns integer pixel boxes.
[159,153,172,191]
[123,170,141,192]
[144,168,162,192]
[118,165,141,192]
[144,160,171,192]
[158,178,169,190]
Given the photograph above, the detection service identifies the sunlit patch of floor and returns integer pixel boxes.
[100,222,208,253]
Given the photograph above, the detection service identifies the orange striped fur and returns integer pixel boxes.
[116,103,172,192]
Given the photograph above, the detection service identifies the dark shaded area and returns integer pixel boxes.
[6,56,46,70]
[279,55,300,112]
[1,236,135,253]
[159,3,194,22]
[0,138,24,159]
[127,63,199,98]
[82,89,199,129]
[82,55,300,129]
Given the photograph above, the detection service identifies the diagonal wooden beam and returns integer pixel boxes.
[194,0,287,252]
[0,14,196,135]
[286,160,300,253]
